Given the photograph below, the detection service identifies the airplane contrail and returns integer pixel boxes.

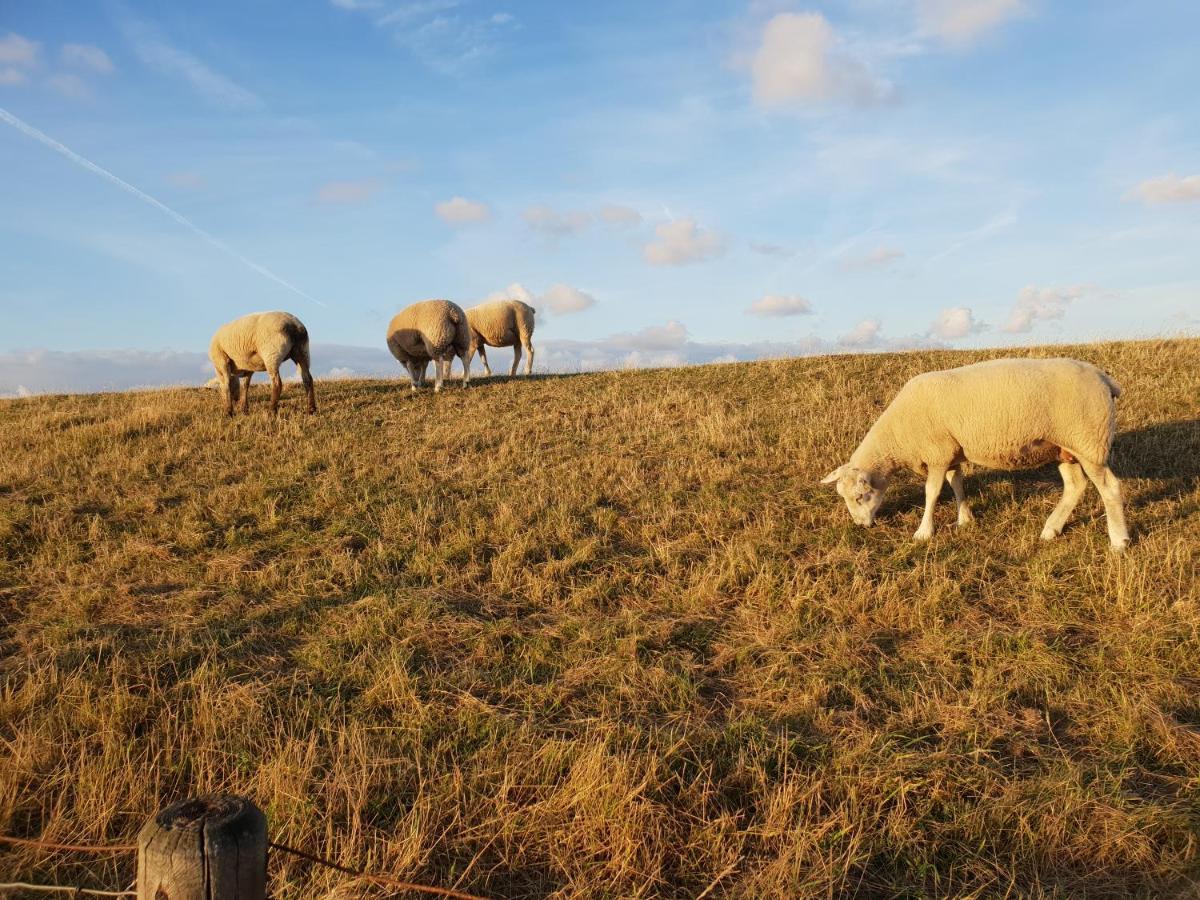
[0,106,326,308]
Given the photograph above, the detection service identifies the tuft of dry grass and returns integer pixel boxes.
[1,338,1198,898]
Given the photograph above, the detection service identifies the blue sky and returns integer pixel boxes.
[1,0,1198,393]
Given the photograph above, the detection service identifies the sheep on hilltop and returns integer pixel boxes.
[466,299,536,377]
[386,299,471,392]
[821,357,1130,549]
[209,311,315,415]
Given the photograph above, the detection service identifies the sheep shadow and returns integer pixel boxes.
[1111,418,1200,507]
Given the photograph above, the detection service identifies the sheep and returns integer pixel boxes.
[465,299,536,377]
[209,311,315,416]
[386,299,471,392]
[820,357,1130,549]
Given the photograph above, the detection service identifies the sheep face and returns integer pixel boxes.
[821,466,887,527]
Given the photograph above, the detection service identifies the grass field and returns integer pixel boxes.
[1,338,1199,898]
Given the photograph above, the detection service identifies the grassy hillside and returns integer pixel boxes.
[1,339,1198,898]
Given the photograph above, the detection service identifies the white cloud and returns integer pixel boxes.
[522,204,591,237]
[47,73,92,100]
[840,318,882,347]
[0,32,39,67]
[435,196,491,225]
[165,171,206,190]
[917,0,1025,46]
[747,294,813,317]
[483,282,594,315]
[121,18,262,110]
[314,178,383,205]
[1001,285,1090,334]
[1127,174,1200,205]
[598,205,642,226]
[930,306,984,339]
[61,43,114,74]
[643,217,724,266]
[751,13,893,108]
[840,246,904,272]
[0,67,27,86]
[483,282,537,307]
[541,283,595,314]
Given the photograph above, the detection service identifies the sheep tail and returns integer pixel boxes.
[1098,369,1122,398]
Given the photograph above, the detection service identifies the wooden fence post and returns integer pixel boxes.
[137,795,267,899]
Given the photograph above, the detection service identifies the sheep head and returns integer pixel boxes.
[821,465,888,527]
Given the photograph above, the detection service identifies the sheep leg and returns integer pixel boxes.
[298,362,316,414]
[294,352,316,414]
[268,368,283,412]
[433,358,445,393]
[223,372,238,416]
[1079,460,1131,550]
[914,465,948,542]
[1041,462,1087,541]
[946,469,974,525]
[459,350,471,387]
[510,343,522,377]
[240,373,252,414]
[478,345,492,377]
[523,341,534,376]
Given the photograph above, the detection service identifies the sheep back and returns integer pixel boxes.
[210,311,309,374]
[386,299,470,364]
[466,299,536,347]
[860,357,1120,472]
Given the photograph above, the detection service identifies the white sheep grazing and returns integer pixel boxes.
[386,299,471,392]
[209,311,315,415]
[820,357,1130,549]
[465,299,536,377]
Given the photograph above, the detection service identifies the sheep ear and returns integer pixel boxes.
[820,467,844,485]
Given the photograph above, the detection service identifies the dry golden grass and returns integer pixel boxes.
[1,338,1199,898]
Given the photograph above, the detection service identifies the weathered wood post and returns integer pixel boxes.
[137,795,267,899]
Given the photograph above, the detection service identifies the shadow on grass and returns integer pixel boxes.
[1112,418,1200,507]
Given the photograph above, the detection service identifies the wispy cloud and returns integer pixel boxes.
[644,217,725,266]
[314,177,384,206]
[119,17,262,110]
[1001,285,1091,334]
[0,107,323,306]
[0,32,40,67]
[0,32,40,86]
[929,209,1017,262]
[435,195,491,224]
[746,294,813,317]
[335,0,516,73]
[523,204,591,237]
[1126,174,1200,205]
[749,241,792,258]
[840,246,904,272]
[750,13,894,108]
[916,0,1026,47]
[598,205,642,227]
[61,43,114,74]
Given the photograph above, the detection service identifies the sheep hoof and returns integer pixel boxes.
[913,528,933,542]
[1040,527,1060,541]
[957,513,975,527]
[1110,536,1131,552]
